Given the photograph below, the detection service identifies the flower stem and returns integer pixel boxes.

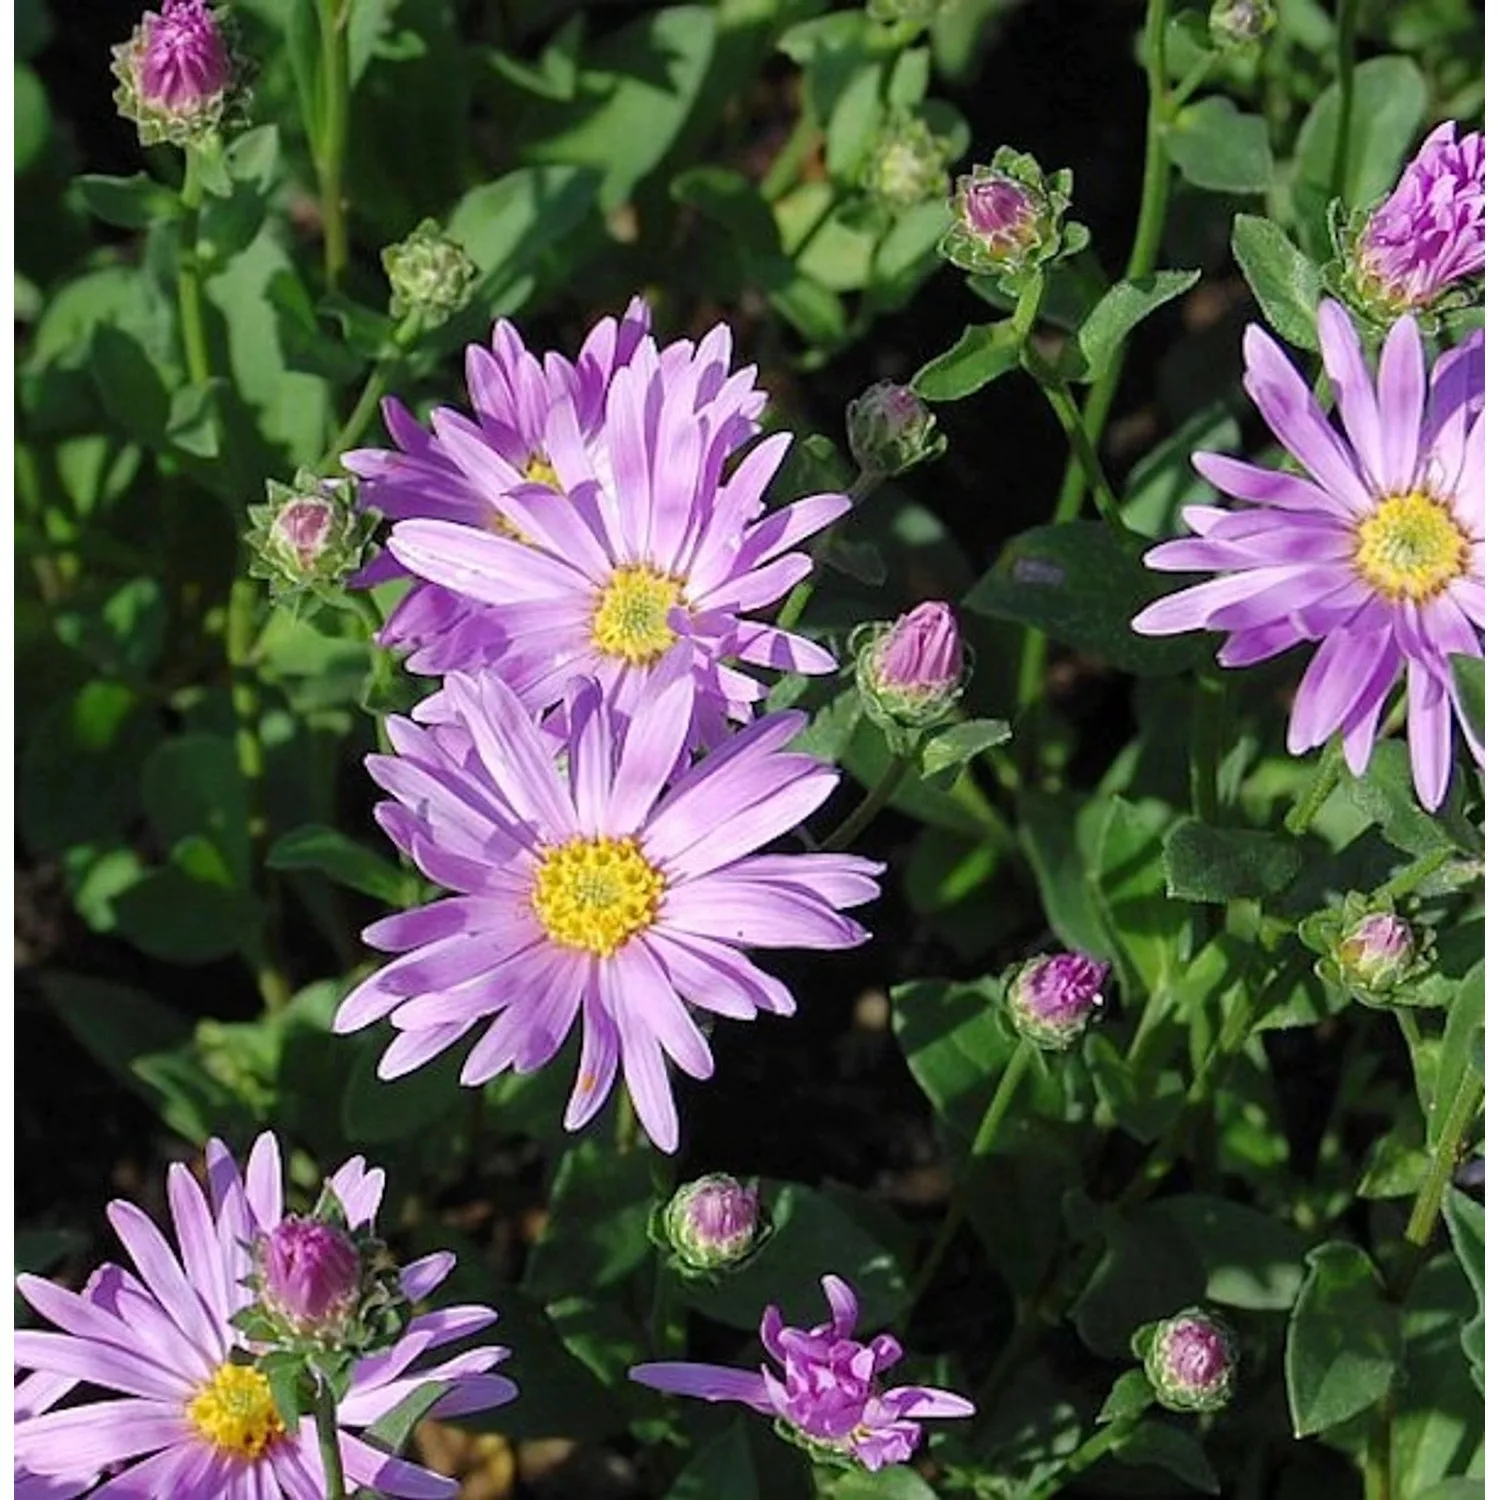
[176,150,211,387]
[1331,0,1359,207]
[1052,0,1173,528]
[820,752,911,852]
[1030,1412,1142,1500]
[1285,738,1345,835]
[903,1040,1033,1322]
[313,1381,347,1500]
[1035,375,1126,531]
[316,0,351,290]
[318,311,424,473]
[774,468,880,635]
[614,1089,639,1154]
[1190,670,1227,824]
[1391,1061,1483,1300]
[1374,846,1450,904]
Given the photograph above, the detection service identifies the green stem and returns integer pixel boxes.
[1032,1413,1142,1500]
[313,1381,347,1500]
[1285,738,1344,835]
[774,468,879,635]
[1167,53,1219,112]
[176,150,211,387]
[1053,0,1173,525]
[1035,375,1126,530]
[1331,0,1359,207]
[614,1088,639,1154]
[763,109,820,202]
[820,752,911,852]
[1374,846,1450,903]
[1190,670,1226,825]
[903,1041,1033,1321]
[649,1262,686,1358]
[1391,1061,1482,1300]
[318,312,424,472]
[316,0,351,289]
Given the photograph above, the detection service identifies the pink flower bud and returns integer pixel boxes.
[259,1217,361,1334]
[273,498,337,572]
[112,0,243,148]
[1145,1308,1237,1412]
[1008,952,1109,1049]
[874,602,963,696]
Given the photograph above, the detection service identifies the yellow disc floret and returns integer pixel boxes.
[524,453,562,490]
[590,565,684,666]
[186,1362,286,1461]
[532,836,665,956]
[1354,491,1469,603]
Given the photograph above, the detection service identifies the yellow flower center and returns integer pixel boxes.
[186,1363,286,1461]
[524,453,562,490]
[532,836,665,956]
[590,565,684,666]
[1353,491,1469,602]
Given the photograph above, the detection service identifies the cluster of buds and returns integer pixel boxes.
[1209,0,1277,49]
[382,218,480,326]
[653,1174,772,1280]
[1300,893,1428,1007]
[1004,951,1109,1051]
[861,112,954,215]
[854,601,968,735]
[940,147,1081,289]
[847,382,945,481]
[246,470,378,610]
[111,0,249,148]
[1330,121,1485,329]
[1138,1307,1238,1413]
[237,1188,411,1425]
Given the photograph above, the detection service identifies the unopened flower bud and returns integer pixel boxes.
[861,113,952,213]
[1335,912,1418,996]
[382,218,479,323]
[1333,122,1485,327]
[847,382,945,479]
[1144,1308,1237,1413]
[855,601,967,730]
[660,1175,769,1276]
[111,0,247,148]
[866,0,950,26]
[940,147,1076,282]
[247,471,376,603]
[1210,0,1277,48]
[1006,952,1108,1050]
[258,1217,361,1336]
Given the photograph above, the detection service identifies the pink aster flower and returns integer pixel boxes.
[1353,122,1485,317]
[14,1133,516,1498]
[333,650,882,1152]
[1133,300,1483,810]
[362,314,843,742]
[630,1274,974,1470]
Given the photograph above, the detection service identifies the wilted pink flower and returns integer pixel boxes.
[1355,122,1485,316]
[258,1217,362,1333]
[631,1275,974,1470]
[1133,301,1484,811]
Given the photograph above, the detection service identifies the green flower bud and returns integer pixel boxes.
[846,382,945,480]
[1334,912,1420,996]
[381,218,479,323]
[246,471,377,605]
[861,112,953,214]
[1143,1308,1238,1413]
[656,1175,771,1278]
[1209,0,1277,48]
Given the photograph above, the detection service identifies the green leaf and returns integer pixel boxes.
[199,126,282,265]
[1072,1208,1203,1357]
[1098,1369,1157,1423]
[1167,96,1273,194]
[42,973,190,1088]
[1156,1194,1310,1310]
[112,855,261,966]
[1076,270,1200,381]
[75,172,182,229]
[1293,57,1427,230]
[1015,791,1116,959]
[671,165,782,260]
[1345,742,1481,857]
[523,1141,655,1302]
[339,1035,466,1144]
[141,734,251,889]
[681,1180,909,1331]
[831,1470,941,1500]
[891,976,1011,1137]
[54,577,167,681]
[1090,795,1185,998]
[1084,1033,1184,1143]
[358,1380,446,1456]
[1451,654,1483,751]
[267,825,415,906]
[1162,820,1303,902]
[1432,963,1483,1149]
[1121,405,1240,537]
[911,322,1021,402]
[15,63,49,174]
[920,719,1012,782]
[1231,214,1324,352]
[1285,1241,1401,1436]
[1115,1420,1220,1493]
[665,1421,759,1500]
[964,521,1213,677]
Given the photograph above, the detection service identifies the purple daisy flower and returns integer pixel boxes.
[630,1274,974,1470]
[333,650,882,1152]
[365,318,842,742]
[1133,300,1483,810]
[1354,122,1485,317]
[14,1133,516,1499]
